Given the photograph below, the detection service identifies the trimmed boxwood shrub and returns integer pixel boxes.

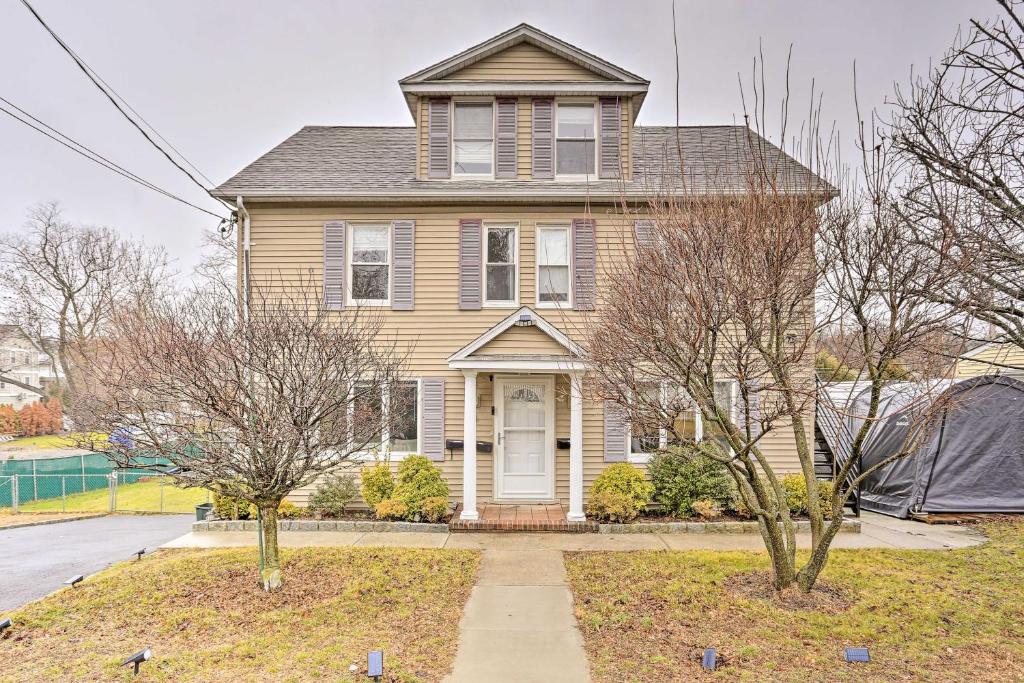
[781,473,835,516]
[360,463,395,509]
[392,455,449,518]
[586,462,653,522]
[648,442,733,517]
[308,473,360,518]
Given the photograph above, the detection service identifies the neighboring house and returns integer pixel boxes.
[213,24,823,521]
[0,325,60,410]
[956,339,1024,379]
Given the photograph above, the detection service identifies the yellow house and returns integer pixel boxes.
[213,24,821,525]
[956,340,1024,379]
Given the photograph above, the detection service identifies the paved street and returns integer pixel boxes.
[0,514,193,612]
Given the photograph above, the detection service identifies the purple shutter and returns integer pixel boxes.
[421,377,445,461]
[532,98,554,179]
[459,219,482,310]
[495,98,518,179]
[323,221,346,310]
[391,220,415,310]
[572,218,596,311]
[428,98,451,179]
[633,219,655,250]
[603,400,628,462]
[739,380,763,439]
[599,97,622,179]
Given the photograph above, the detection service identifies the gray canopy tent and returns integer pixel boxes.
[849,375,1024,518]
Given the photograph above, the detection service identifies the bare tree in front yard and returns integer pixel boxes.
[0,202,170,403]
[71,280,406,590]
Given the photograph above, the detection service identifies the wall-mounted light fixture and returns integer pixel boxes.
[513,314,535,327]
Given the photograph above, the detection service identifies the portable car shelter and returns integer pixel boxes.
[848,375,1024,518]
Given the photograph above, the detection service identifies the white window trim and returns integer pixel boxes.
[350,378,422,461]
[554,101,598,182]
[482,221,520,308]
[535,223,573,309]
[451,98,496,180]
[627,380,737,464]
[346,222,391,307]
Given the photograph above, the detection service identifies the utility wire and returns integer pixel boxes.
[0,96,226,219]
[19,0,232,212]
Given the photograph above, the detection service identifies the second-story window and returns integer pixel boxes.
[453,102,493,176]
[484,223,517,306]
[537,224,570,305]
[349,223,390,305]
[556,104,596,176]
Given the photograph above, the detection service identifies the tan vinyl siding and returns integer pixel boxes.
[957,342,1024,378]
[253,204,807,507]
[475,325,570,356]
[442,43,609,81]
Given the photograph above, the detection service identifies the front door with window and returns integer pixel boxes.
[494,376,555,500]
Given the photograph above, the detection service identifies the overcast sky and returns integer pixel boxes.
[0,0,984,273]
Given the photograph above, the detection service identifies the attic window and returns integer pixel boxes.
[453,102,493,175]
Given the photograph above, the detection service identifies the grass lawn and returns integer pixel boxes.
[0,547,480,682]
[566,520,1024,682]
[18,479,210,514]
[0,432,107,451]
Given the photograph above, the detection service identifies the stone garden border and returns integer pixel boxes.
[193,518,860,534]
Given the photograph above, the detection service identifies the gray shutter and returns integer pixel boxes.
[740,380,763,439]
[495,98,518,179]
[428,98,451,179]
[633,219,655,250]
[391,220,415,311]
[603,400,628,462]
[599,97,621,179]
[459,219,482,310]
[323,221,346,310]
[421,378,445,461]
[572,218,596,311]
[532,98,554,179]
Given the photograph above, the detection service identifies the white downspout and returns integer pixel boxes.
[236,195,251,310]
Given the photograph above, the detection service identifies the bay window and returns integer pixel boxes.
[536,224,571,305]
[556,104,596,176]
[453,102,494,175]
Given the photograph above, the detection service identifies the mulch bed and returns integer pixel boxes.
[723,569,855,613]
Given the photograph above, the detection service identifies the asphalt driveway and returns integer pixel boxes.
[0,514,193,612]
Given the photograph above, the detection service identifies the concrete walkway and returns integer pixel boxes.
[442,550,589,683]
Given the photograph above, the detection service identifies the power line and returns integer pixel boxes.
[0,96,227,219]
[19,0,231,211]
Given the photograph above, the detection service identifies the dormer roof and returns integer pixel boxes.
[398,23,649,119]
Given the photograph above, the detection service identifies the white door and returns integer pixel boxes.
[495,376,555,500]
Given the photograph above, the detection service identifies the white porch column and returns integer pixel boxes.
[567,372,586,521]
[461,370,479,521]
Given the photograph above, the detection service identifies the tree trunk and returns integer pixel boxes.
[259,504,282,591]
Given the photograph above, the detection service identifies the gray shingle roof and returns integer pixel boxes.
[214,125,828,201]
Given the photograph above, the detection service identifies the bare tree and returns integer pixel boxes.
[0,202,170,403]
[71,280,406,590]
[891,0,1024,366]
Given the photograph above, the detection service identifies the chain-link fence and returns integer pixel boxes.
[0,454,211,514]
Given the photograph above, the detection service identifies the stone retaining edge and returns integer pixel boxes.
[598,519,862,534]
[193,519,449,533]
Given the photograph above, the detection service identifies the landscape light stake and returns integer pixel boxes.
[367,650,384,682]
[0,617,11,633]
[65,575,84,588]
[701,648,718,671]
[122,647,152,675]
[844,647,870,663]
[135,548,146,561]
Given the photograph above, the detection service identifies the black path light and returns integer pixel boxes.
[0,617,11,633]
[122,647,152,675]
[135,548,146,561]
[701,648,718,671]
[844,647,870,663]
[367,650,384,682]
[65,575,84,587]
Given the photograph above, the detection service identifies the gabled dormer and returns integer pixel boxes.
[399,24,649,182]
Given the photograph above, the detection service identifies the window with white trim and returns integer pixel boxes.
[348,223,390,305]
[628,380,737,462]
[484,223,518,305]
[556,104,596,176]
[453,102,494,176]
[351,380,420,456]
[536,224,571,305]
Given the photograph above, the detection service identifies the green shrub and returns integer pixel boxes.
[782,474,835,516]
[691,498,722,520]
[586,489,642,522]
[419,496,451,523]
[308,473,360,518]
[590,463,653,516]
[360,463,395,509]
[276,500,305,519]
[649,442,733,517]
[392,455,449,518]
[374,499,408,520]
[213,492,255,520]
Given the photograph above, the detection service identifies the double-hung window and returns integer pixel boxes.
[484,223,518,306]
[349,223,390,305]
[556,104,596,176]
[628,380,737,462]
[536,224,571,306]
[351,380,420,457]
[453,102,494,176]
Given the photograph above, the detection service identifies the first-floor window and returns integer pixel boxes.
[484,223,517,305]
[628,380,737,461]
[537,224,570,305]
[349,223,390,304]
[351,380,420,455]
